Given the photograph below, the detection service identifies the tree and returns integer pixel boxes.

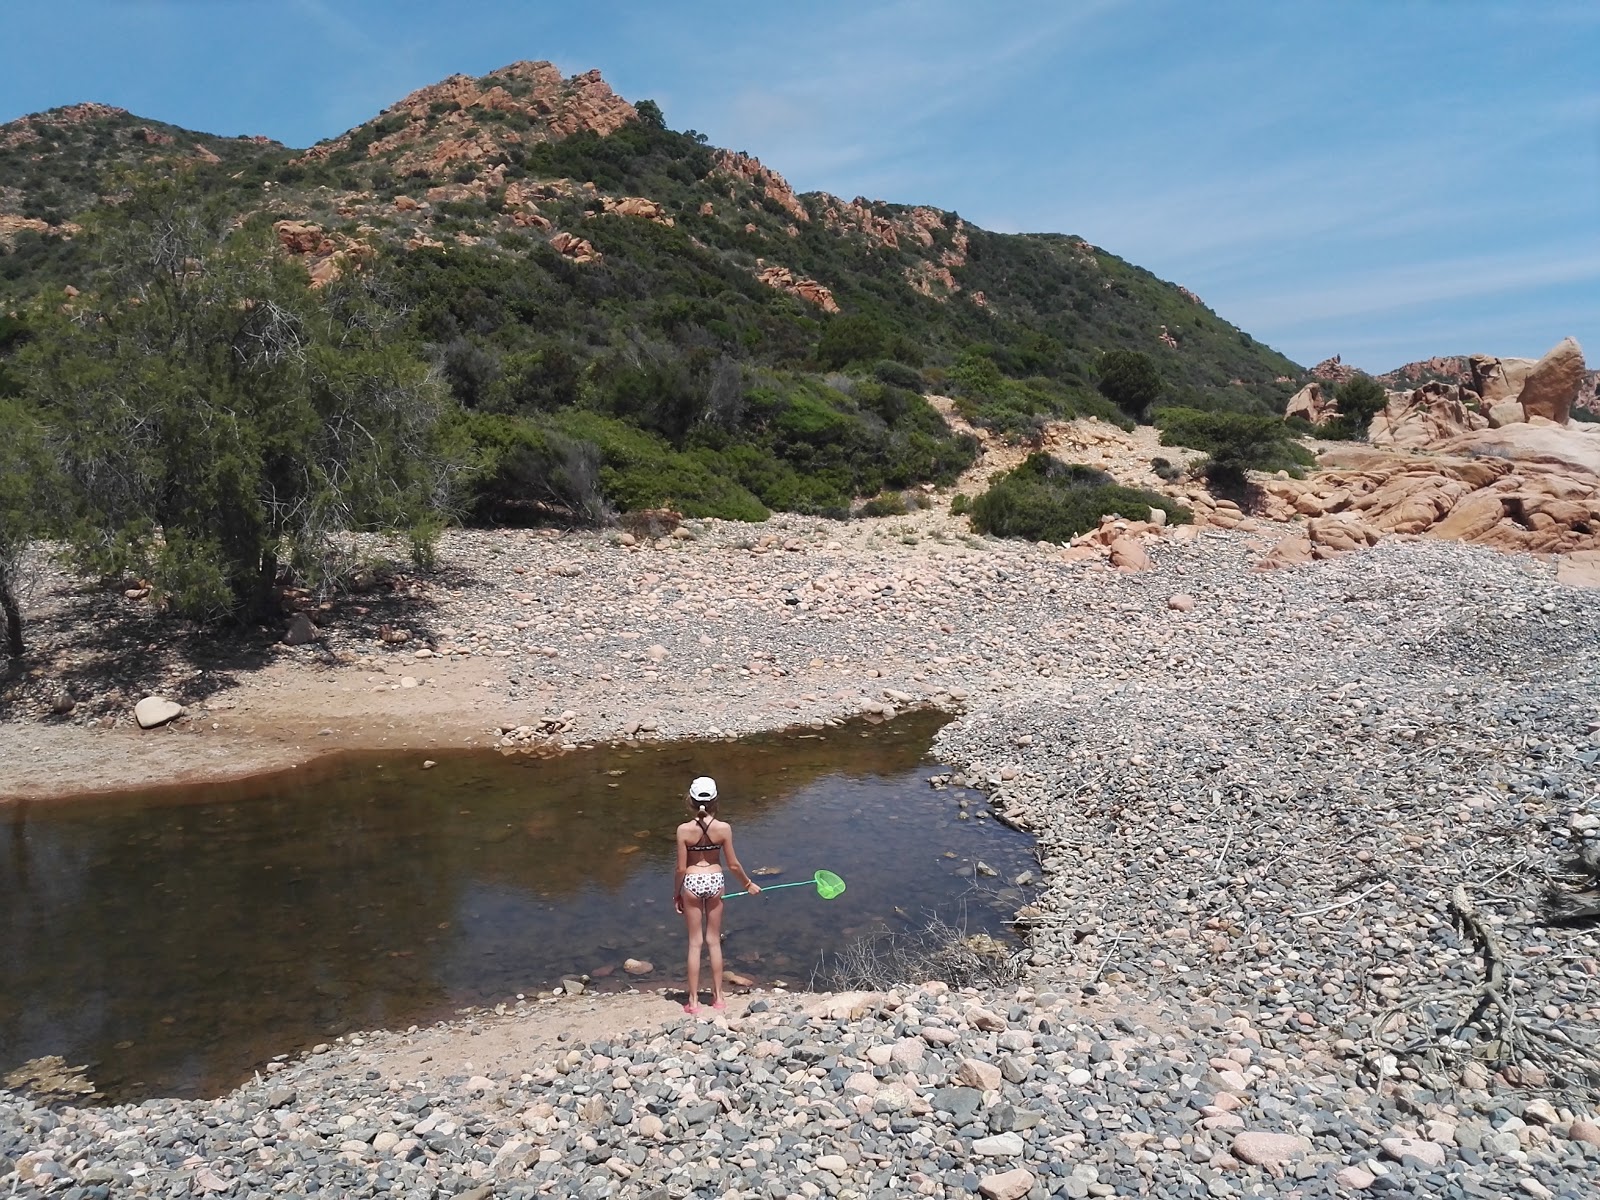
[18,181,458,622]
[1095,349,1163,422]
[1325,373,1387,440]
[634,99,667,131]
[0,397,56,657]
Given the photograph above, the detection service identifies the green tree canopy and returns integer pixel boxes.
[0,396,57,657]
[1095,348,1163,421]
[17,182,459,622]
[1325,373,1388,439]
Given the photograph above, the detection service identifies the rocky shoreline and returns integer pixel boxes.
[3,505,1600,1195]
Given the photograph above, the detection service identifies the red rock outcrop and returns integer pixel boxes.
[300,61,636,174]
[755,265,838,312]
[272,220,374,287]
[0,213,80,246]
[1309,355,1359,384]
[1253,446,1600,561]
[1376,355,1475,390]
[598,195,674,226]
[549,231,600,263]
[713,151,808,223]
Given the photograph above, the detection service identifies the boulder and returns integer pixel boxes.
[1284,381,1337,426]
[283,613,320,646]
[1486,400,1525,428]
[1470,353,1538,404]
[1108,536,1152,572]
[134,696,184,729]
[1368,381,1486,450]
[1516,336,1586,424]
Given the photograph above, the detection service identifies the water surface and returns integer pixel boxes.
[0,712,1036,1101]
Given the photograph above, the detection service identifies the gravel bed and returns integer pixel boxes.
[4,985,1597,1199]
[4,518,1600,1194]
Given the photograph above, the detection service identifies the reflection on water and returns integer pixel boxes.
[0,712,1036,1101]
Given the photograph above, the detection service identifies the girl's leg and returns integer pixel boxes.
[681,889,705,1011]
[705,897,725,1008]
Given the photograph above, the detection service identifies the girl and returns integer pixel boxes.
[674,776,759,1012]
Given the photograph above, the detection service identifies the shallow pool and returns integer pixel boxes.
[0,711,1037,1101]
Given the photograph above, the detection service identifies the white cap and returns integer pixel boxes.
[689,776,718,803]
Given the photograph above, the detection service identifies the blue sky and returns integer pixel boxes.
[3,0,1596,371]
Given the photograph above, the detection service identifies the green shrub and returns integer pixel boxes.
[857,491,908,518]
[1154,406,1314,489]
[968,454,1190,543]
[1320,374,1387,440]
[873,359,925,391]
[1095,348,1163,421]
[949,492,969,516]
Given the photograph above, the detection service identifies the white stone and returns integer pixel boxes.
[134,696,184,729]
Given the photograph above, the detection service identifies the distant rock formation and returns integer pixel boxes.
[1308,355,1358,384]
[299,61,637,174]
[1367,381,1487,449]
[755,264,839,312]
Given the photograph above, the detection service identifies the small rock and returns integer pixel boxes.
[1231,1131,1311,1174]
[972,1132,1025,1157]
[1568,1120,1600,1147]
[283,612,320,645]
[134,696,184,729]
[1168,593,1196,612]
[422,760,436,770]
[816,1154,848,1175]
[623,958,653,975]
[1522,1098,1559,1125]
[978,1167,1035,1200]
[957,1058,1002,1091]
[1380,1136,1445,1168]
[1334,1165,1375,1189]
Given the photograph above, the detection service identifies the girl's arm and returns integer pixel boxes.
[673,830,688,913]
[721,828,760,895]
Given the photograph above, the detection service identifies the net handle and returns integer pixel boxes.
[721,869,839,900]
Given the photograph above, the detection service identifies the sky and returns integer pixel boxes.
[2,0,1596,372]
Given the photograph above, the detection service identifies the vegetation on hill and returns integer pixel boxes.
[0,63,1309,645]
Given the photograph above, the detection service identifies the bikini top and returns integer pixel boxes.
[687,816,720,855]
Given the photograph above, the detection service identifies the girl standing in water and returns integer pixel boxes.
[674,776,759,1012]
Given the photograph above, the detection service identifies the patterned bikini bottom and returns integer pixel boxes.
[682,872,725,899]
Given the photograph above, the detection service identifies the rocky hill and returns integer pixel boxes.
[0,60,1302,520]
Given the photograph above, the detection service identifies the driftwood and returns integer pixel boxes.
[1373,882,1600,1101]
[1542,843,1600,925]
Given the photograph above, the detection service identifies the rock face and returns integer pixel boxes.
[1284,381,1337,426]
[1470,353,1539,405]
[712,151,809,223]
[1368,381,1486,449]
[1444,420,1600,477]
[755,265,839,313]
[1309,355,1359,384]
[1254,443,1600,563]
[300,61,636,174]
[1515,336,1585,424]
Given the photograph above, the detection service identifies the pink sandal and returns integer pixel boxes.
[682,1003,700,1014]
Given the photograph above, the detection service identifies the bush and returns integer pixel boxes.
[1095,348,1163,421]
[1321,374,1387,440]
[949,492,969,516]
[872,359,925,391]
[968,454,1190,543]
[1155,407,1313,489]
[857,491,908,518]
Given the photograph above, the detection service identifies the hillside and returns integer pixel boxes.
[0,60,1304,522]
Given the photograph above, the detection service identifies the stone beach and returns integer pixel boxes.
[4,481,1600,1196]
